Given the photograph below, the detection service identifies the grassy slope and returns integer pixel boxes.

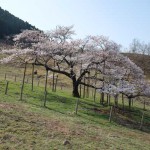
[0,49,150,149]
[0,79,150,150]
[123,53,150,78]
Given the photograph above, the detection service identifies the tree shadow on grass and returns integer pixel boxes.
[111,106,150,133]
[23,89,150,133]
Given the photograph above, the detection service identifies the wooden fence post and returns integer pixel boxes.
[143,99,146,110]
[44,69,48,107]
[5,81,9,95]
[31,63,34,91]
[4,73,6,80]
[75,98,80,115]
[139,111,144,130]
[20,62,27,101]
[54,75,58,92]
[109,106,113,122]
[83,77,86,98]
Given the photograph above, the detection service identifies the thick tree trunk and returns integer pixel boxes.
[128,98,131,110]
[114,94,118,107]
[72,80,80,98]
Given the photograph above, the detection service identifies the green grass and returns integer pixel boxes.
[0,79,150,150]
[1,46,150,149]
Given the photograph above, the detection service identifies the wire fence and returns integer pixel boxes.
[0,71,150,132]
[0,72,69,90]
[75,99,150,132]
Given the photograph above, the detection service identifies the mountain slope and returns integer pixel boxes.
[0,7,37,39]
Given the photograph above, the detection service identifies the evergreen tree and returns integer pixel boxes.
[0,7,37,39]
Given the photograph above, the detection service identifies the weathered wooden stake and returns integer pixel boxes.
[75,98,80,115]
[44,69,48,107]
[132,99,134,106]
[31,63,34,91]
[94,88,96,102]
[54,75,58,92]
[86,72,90,98]
[83,77,86,98]
[20,62,27,100]
[139,111,144,130]
[143,99,146,110]
[100,60,106,104]
[92,88,94,98]
[109,106,113,122]
[4,73,6,80]
[52,60,55,92]
[5,81,9,95]
[80,61,82,97]
[94,64,98,102]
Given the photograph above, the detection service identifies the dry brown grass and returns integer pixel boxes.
[123,53,150,78]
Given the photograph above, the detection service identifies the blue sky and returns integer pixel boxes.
[0,0,150,49]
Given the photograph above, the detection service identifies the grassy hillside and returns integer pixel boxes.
[0,44,150,149]
[123,53,150,78]
[0,72,150,149]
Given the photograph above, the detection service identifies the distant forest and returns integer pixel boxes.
[0,7,37,39]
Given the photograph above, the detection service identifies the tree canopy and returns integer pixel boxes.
[1,26,150,104]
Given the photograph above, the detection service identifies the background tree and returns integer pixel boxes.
[129,39,150,75]
[0,7,37,39]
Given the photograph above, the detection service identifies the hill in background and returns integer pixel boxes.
[0,7,37,39]
[123,53,150,78]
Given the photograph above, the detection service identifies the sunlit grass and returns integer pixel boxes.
[0,65,150,149]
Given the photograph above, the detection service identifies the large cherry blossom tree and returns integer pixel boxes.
[2,26,119,97]
[1,26,149,102]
